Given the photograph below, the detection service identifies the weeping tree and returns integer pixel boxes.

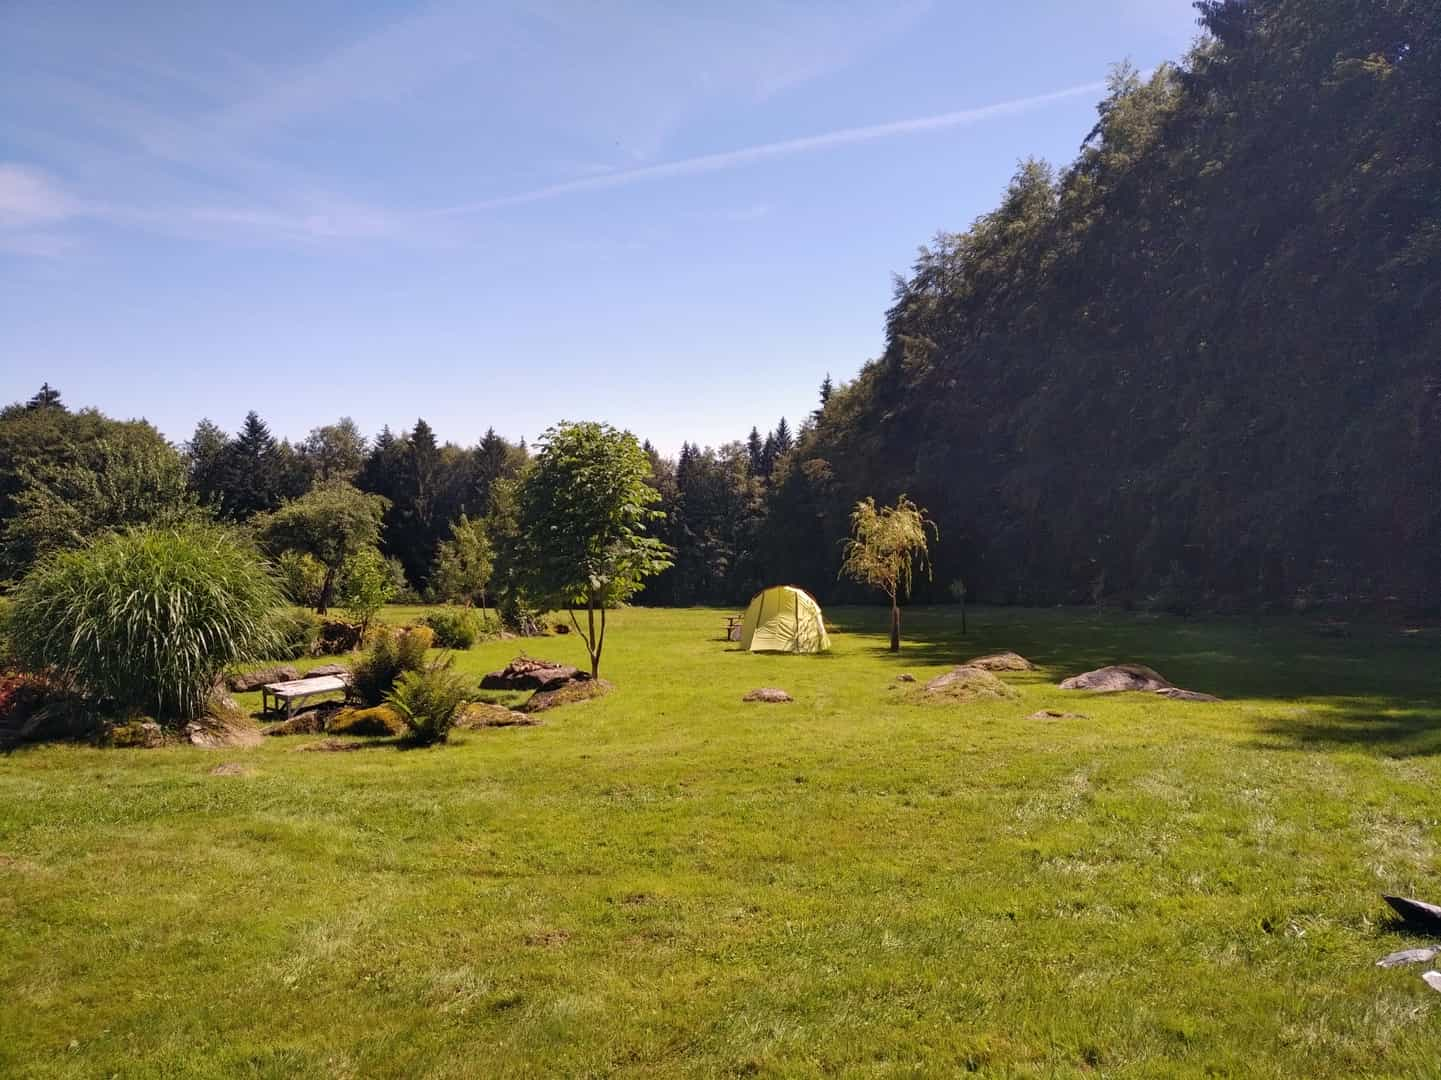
[840,495,937,652]
[516,422,671,678]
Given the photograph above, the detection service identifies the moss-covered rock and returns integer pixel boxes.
[328,705,406,736]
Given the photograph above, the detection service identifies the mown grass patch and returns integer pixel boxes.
[2,605,1440,1077]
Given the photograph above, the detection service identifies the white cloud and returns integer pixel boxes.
[0,164,81,229]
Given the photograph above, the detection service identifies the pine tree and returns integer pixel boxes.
[26,383,64,411]
[772,417,793,456]
[746,427,764,475]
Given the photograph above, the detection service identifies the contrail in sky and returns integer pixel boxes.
[432,80,1108,216]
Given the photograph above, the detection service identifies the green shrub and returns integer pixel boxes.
[264,608,323,659]
[422,607,482,649]
[328,704,406,736]
[6,526,282,721]
[385,660,472,745]
[275,551,326,608]
[348,626,431,707]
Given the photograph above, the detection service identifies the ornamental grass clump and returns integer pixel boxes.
[6,526,282,722]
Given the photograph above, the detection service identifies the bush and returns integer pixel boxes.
[275,551,326,608]
[264,608,323,659]
[348,626,431,707]
[423,607,482,649]
[385,660,472,745]
[328,704,406,736]
[6,526,282,720]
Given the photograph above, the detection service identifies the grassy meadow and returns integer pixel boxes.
[3,604,1441,1077]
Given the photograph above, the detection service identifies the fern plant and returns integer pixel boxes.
[385,660,471,745]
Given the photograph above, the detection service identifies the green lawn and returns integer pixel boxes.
[3,605,1441,1077]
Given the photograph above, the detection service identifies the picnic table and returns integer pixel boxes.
[261,675,348,719]
[724,615,742,642]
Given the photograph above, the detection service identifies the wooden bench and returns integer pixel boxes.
[261,675,349,719]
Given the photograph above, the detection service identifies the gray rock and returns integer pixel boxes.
[307,663,350,678]
[227,666,300,693]
[896,673,916,683]
[1059,664,1172,693]
[1154,687,1222,703]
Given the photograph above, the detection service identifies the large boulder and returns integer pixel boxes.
[1058,664,1172,693]
[307,663,350,678]
[227,666,300,693]
[481,657,583,692]
[963,651,1035,672]
[522,678,613,713]
[921,666,1017,702]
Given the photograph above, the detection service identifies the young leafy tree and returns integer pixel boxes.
[516,421,671,678]
[255,481,389,613]
[339,544,397,639]
[839,494,937,652]
[431,514,494,609]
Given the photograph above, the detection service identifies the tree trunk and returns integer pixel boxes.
[317,566,336,615]
[890,600,901,652]
[960,594,967,635]
[587,600,600,679]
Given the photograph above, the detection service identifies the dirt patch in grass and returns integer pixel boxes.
[208,762,253,777]
[295,738,370,753]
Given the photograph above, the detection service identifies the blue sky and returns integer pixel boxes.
[1,1,1200,454]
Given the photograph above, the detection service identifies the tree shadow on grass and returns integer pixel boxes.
[828,604,1441,756]
[1247,701,1441,759]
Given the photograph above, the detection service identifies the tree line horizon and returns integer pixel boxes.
[3,0,1437,616]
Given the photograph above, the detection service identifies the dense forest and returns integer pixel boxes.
[3,0,1437,615]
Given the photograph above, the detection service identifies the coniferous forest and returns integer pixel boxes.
[3,0,1438,615]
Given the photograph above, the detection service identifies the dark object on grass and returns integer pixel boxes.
[1029,709,1089,720]
[227,666,301,693]
[743,688,793,703]
[1384,895,1441,930]
[964,651,1035,672]
[481,657,583,692]
[896,673,916,683]
[315,618,364,655]
[1059,664,1172,693]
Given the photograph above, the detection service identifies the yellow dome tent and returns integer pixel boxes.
[737,585,831,653]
